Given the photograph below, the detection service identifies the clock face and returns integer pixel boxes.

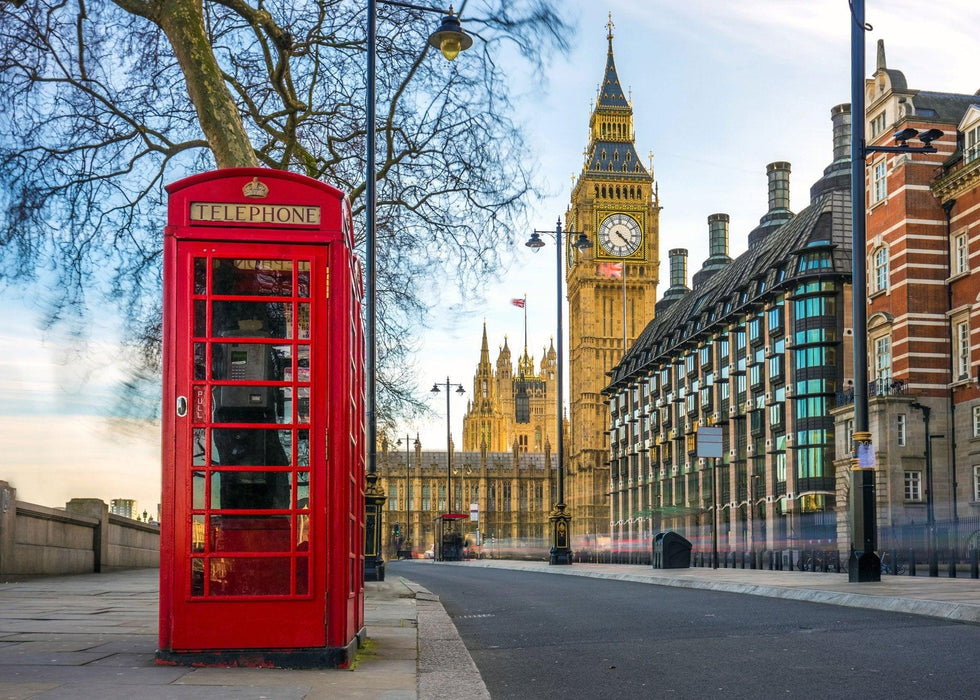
[598,214,642,257]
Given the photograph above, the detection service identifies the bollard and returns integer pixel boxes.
[908,549,916,577]
[949,548,957,578]
[971,549,978,579]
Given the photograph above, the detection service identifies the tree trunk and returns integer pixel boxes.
[119,0,257,169]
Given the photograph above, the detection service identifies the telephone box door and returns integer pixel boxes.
[168,241,328,650]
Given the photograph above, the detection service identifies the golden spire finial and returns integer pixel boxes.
[607,12,614,45]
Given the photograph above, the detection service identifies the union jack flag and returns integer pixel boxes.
[597,262,623,279]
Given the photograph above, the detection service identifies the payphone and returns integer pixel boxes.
[159,168,365,668]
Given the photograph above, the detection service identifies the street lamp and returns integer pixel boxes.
[431,378,465,559]
[364,0,472,581]
[526,218,592,565]
[909,402,940,577]
[848,0,939,583]
[396,433,420,558]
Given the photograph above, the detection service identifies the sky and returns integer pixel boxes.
[1,0,979,512]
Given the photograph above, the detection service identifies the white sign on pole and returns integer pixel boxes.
[697,427,724,459]
[469,502,479,522]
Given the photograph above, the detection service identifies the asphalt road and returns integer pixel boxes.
[393,560,980,699]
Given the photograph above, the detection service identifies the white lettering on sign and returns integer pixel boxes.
[189,202,321,225]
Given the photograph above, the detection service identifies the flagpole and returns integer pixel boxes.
[622,263,628,356]
[523,293,528,353]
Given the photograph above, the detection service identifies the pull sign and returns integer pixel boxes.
[176,396,188,417]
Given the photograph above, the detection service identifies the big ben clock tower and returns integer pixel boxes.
[565,17,660,542]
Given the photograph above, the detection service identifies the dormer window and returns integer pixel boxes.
[965,122,980,164]
[870,112,886,139]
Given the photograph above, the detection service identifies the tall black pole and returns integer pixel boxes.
[555,220,565,516]
[713,458,719,570]
[445,377,452,514]
[362,0,387,582]
[848,0,880,582]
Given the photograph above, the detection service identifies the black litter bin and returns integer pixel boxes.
[652,531,692,569]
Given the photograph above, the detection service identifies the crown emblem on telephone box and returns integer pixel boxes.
[243,177,269,199]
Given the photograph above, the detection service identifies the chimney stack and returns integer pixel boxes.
[748,162,794,250]
[692,214,732,291]
[657,248,690,314]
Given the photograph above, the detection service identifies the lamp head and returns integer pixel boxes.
[455,384,465,395]
[526,232,545,251]
[428,10,473,62]
[573,232,593,252]
[918,128,944,146]
[892,127,918,145]
[430,383,441,394]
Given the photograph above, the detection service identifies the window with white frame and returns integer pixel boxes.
[873,246,889,292]
[870,112,887,139]
[955,318,970,381]
[872,159,887,203]
[844,418,854,454]
[974,465,980,501]
[955,232,969,275]
[904,471,922,501]
[897,413,907,446]
[874,335,892,382]
[973,405,980,438]
[966,124,980,164]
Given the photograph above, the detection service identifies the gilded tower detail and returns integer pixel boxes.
[564,20,660,542]
[461,323,559,455]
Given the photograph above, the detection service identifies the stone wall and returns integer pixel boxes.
[0,481,159,580]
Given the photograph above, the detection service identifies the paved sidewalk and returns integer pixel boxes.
[1,562,978,699]
[0,570,424,699]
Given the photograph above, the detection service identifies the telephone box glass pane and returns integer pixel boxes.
[209,557,292,596]
[211,302,291,339]
[296,387,310,423]
[295,557,309,595]
[194,301,207,338]
[296,471,310,508]
[297,514,310,548]
[191,515,205,552]
[211,259,293,297]
[209,515,291,552]
[210,385,280,417]
[210,428,292,467]
[192,471,205,508]
[296,430,309,466]
[191,558,204,596]
[276,344,293,381]
[297,262,310,298]
[209,471,291,509]
[193,344,207,380]
[192,431,206,466]
[297,346,310,382]
[297,303,311,339]
[194,258,208,295]
[210,342,283,382]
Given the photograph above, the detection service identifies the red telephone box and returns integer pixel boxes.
[158,168,365,667]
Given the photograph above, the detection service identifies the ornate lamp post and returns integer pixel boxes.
[526,218,593,565]
[364,0,472,581]
[431,379,465,560]
[396,433,420,558]
[848,0,940,582]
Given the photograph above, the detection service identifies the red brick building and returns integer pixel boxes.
[835,41,980,553]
